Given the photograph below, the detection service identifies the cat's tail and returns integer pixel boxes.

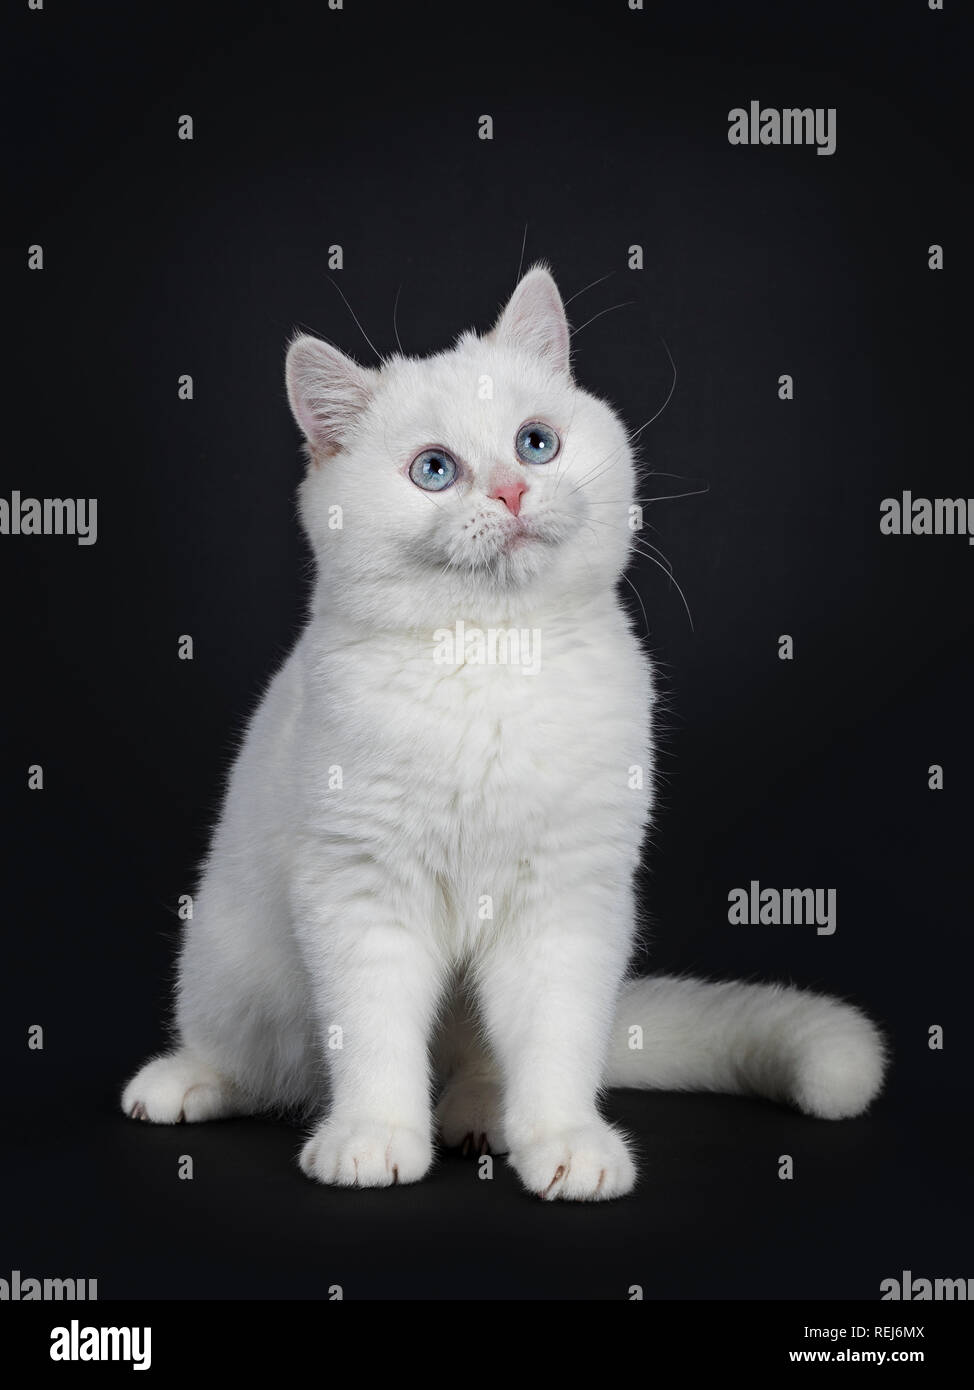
[606,974,887,1119]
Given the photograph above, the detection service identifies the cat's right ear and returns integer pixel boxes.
[285,335,375,461]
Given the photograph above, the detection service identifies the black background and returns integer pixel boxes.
[3,0,971,1300]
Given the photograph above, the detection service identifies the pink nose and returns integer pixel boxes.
[489,479,528,517]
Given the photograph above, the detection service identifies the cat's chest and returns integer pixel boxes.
[298,621,652,893]
[308,636,636,836]
[365,655,575,811]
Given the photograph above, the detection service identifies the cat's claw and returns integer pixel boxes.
[121,1050,241,1124]
[509,1119,636,1201]
[436,1077,508,1155]
[299,1118,433,1188]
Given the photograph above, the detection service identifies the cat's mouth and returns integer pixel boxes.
[501,521,540,551]
[433,502,576,583]
[504,533,532,551]
[483,518,560,565]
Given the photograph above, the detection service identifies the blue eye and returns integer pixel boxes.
[409,448,458,492]
[515,421,560,464]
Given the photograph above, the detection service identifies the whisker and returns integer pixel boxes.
[564,271,614,307]
[568,339,679,495]
[586,515,677,580]
[629,536,675,580]
[326,275,383,364]
[628,338,677,440]
[551,388,583,497]
[636,547,694,631]
[575,521,606,590]
[392,284,405,356]
[587,485,711,505]
[619,571,651,640]
[571,300,637,337]
[569,439,655,498]
[515,222,529,285]
[567,440,629,495]
[583,515,694,629]
[645,486,709,504]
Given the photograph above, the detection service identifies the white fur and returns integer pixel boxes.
[123,267,886,1200]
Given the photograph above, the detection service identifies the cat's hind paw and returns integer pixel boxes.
[121,1049,243,1124]
[436,1076,508,1155]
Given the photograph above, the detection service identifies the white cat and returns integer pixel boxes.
[122,266,886,1200]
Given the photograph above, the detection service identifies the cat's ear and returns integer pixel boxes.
[490,264,571,376]
[285,335,375,460]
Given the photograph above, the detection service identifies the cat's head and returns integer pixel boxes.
[286,266,636,627]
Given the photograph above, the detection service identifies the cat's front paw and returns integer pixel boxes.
[508,1118,636,1201]
[299,1117,433,1188]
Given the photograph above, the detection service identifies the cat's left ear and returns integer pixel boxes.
[490,264,571,376]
